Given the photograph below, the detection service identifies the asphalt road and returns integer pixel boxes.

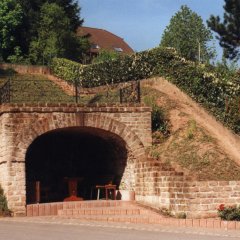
[0,219,240,240]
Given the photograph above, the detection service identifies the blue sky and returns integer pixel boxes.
[78,0,225,58]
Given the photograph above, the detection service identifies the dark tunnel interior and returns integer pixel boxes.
[26,127,127,203]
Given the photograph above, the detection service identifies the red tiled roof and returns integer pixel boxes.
[77,26,134,54]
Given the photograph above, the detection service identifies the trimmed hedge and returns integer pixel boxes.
[51,47,171,87]
[51,47,240,134]
[51,58,83,83]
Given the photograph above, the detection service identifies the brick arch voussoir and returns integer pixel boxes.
[18,113,146,163]
[50,113,77,130]
[16,118,50,161]
[85,115,146,160]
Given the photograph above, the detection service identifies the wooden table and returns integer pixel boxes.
[96,184,116,200]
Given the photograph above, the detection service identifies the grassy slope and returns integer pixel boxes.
[0,72,113,104]
[0,71,74,103]
[144,87,240,181]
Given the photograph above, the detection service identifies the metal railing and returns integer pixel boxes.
[0,78,142,105]
[120,81,141,104]
[0,79,78,104]
[0,79,11,104]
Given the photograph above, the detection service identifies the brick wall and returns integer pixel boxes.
[135,159,240,218]
[182,181,240,218]
[0,63,51,75]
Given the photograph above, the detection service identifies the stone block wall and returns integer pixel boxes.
[135,158,240,218]
[135,159,185,210]
[180,181,240,218]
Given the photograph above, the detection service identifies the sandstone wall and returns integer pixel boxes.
[135,159,240,218]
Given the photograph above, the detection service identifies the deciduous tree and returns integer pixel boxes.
[16,0,83,57]
[160,5,214,62]
[29,3,86,65]
[0,0,23,61]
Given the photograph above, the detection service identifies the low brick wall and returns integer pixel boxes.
[136,179,240,218]
[0,63,51,75]
[182,181,240,218]
[134,159,240,218]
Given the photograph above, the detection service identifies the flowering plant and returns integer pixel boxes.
[217,204,240,221]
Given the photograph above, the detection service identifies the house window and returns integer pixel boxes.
[114,47,123,52]
[92,44,100,49]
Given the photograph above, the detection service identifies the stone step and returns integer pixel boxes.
[27,201,135,217]
[58,207,158,216]
[60,214,166,224]
[62,200,134,210]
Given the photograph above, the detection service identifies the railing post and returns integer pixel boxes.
[8,79,11,103]
[75,79,79,104]
[137,81,141,103]
[0,86,2,104]
[120,88,123,104]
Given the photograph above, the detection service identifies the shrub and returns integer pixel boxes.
[7,46,25,64]
[0,185,11,216]
[51,58,82,84]
[176,212,187,219]
[143,95,170,134]
[51,47,173,88]
[218,204,240,221]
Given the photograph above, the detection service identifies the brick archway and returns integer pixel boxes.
[14,114,146,215]
[0,104,152,216]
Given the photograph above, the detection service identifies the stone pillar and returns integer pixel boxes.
[7,161,26,216]
[0,113,26,216]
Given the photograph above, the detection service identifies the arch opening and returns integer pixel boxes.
[26,127,128,204]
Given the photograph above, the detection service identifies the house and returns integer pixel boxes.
[77,26,134,60]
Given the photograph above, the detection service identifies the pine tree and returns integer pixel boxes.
[207,0,240,60]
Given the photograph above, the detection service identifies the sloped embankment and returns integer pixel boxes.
[143,77,240,181]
